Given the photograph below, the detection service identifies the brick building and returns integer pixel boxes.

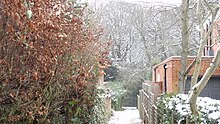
[152,21,220,100]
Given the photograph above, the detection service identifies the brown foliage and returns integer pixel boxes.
[0,0,109,123]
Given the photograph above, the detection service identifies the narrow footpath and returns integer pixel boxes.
[108,107,143,124]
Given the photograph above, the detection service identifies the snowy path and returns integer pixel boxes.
[108,107,143,124]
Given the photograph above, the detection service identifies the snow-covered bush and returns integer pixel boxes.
[156,93,180,124]
[156,94,220,124]
[106,81,127,111]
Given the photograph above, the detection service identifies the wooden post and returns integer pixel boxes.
[150,92,154,124]
[140,90,144,120]
[153,105,157,124]
[139,90,142,119]
[171,112,174,124]
[186,115,189,124]
[137,94,140,111]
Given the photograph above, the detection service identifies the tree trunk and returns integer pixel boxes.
[190,0,204,88]
[191,1,219,88]
[178,0,189,93]
[189,1,219,116]
[189,46,220,115]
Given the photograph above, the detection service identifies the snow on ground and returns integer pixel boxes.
[108,107,143,124]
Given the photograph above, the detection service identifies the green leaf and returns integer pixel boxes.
[23,0,28,7]
[26,10,32,19]
[68,100,77,106]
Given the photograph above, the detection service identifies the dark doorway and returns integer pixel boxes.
[185,77,220,100]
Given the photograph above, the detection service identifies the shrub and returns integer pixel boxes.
[106,81,126,111]
[0,0,109,123]
[156,94,220,124]
[104,65,118,81]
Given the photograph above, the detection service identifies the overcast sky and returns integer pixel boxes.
[86,0,182,8]
[86,0,182,5]
[121,0,182,4]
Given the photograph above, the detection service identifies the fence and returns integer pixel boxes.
[137,82,190,124]
[137,83,158,124]
[104,95,112,118]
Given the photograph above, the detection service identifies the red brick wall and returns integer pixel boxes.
[204,21,220,56]
[166,61,173,93]
[212,21,219,55]
[152,56,220,93]
[153,57,174,93]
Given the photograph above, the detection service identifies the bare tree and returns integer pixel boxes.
[97,1,187,83]
[178,0,189,93]
[189,0,219,115]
